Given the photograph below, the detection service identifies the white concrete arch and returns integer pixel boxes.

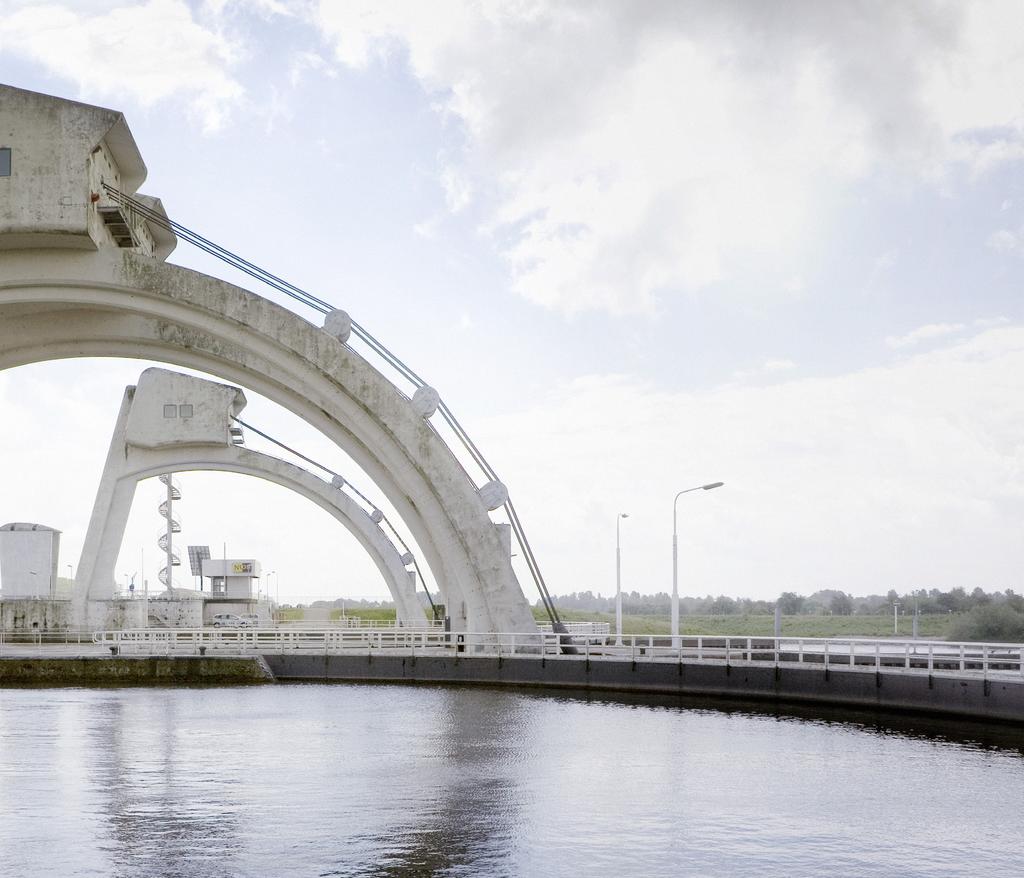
[0,248,535,632]
[78,382,427,626]
[147,457,427,627]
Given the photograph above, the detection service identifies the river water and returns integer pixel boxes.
[0,684,1021,877]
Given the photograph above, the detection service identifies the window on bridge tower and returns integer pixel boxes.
[0,148,10,177]
[179,404,194,418]
[163,404,177,418]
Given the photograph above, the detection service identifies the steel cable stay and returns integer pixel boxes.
[103,184,559,625]
[105,184,429,387]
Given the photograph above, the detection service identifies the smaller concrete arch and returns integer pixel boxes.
[74,369,428,626]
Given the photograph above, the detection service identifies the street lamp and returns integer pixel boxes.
[673,482,724,647]
[893,600,900,635]
[616,513,629,646]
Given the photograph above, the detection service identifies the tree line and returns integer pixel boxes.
[541,586,1024,617]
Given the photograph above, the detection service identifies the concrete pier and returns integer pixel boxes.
[262,653,1024,723]
[0,655,273,686]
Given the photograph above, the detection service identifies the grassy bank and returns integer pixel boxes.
[275,608,399,623]
[536,608,960,639]
[329,608,397,623]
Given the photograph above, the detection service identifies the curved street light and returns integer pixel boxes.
[673,482,724,646]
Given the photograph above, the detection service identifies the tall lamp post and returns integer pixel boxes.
[673,482,724,647]
[616,513,629,646]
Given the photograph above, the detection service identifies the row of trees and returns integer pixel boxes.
[279,597,395,610]
[543,587,1024,617]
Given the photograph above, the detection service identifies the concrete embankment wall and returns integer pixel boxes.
[0,655,273,686]
[263,653,1024,723]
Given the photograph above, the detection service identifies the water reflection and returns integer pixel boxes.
[523,687,1024,756]
[0,684,1020,878]
[323,686,531,877]
[84,692,244,878]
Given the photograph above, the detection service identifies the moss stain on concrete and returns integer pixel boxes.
[0,656,273,687]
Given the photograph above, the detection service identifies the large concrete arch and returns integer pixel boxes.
[77,377,428,626]
[0,248,535,633]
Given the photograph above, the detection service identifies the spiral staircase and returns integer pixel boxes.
[157,473,181,589]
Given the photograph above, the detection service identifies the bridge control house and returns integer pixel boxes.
[202,559,261,599]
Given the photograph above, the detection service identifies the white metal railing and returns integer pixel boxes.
[93,626,452,655]
[87,630,1024,677]
[537,621,610,636]
[0,628,94,655]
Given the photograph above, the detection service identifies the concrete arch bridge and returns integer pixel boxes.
[0,83,553,633]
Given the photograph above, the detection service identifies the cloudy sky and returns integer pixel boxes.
[1,0,1023,605]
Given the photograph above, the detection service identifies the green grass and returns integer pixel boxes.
[535,608,960,639]
[275,607,398,622]
[329,607,397,623]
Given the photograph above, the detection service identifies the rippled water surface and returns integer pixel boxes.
[1,684,1022,877]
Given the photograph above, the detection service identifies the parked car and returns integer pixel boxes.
[239,614,261,627]
[211,613,249,628]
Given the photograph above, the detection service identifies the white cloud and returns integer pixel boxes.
[476,324,1024,598]
[439,164,472,212]
[988,227,1024,254]
[874,251,899,272]
[413,215,441,240]
[0,0,244,131]
[288,49,336,87]
[733,359,796,381]
[312,1,1024,315]
[885,323,966,349]
[782,276,805,295]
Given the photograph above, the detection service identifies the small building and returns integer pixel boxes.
[0,523,61,598]
[0,84,175,259]
[201,559,262,599]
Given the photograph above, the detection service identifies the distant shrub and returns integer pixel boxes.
[948,605,1024,643]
